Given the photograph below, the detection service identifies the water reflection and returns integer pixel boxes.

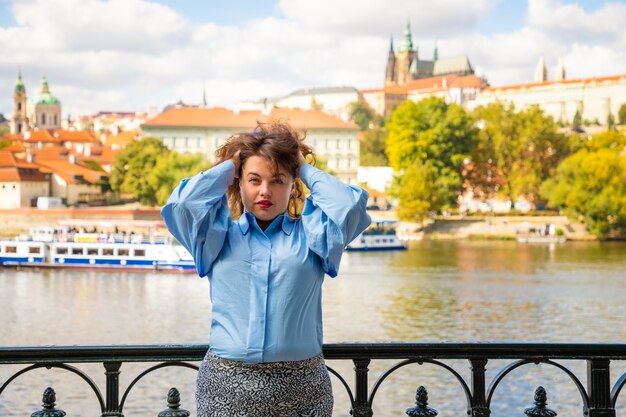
[2,240,626,416]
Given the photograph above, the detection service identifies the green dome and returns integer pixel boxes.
[28,76,61,106]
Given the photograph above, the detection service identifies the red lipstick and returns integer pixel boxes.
[256,200,273,209]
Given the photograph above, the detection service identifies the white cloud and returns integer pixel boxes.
[0,0,625,117]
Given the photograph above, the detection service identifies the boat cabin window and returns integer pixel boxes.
[118,248,129,256]
[87,248,98,255]
[5,246,17,253]
[133,249,145,257]
[29,247,41,254]
[56,247,68,255]
[102,248,114,256]
[72,247,84,255]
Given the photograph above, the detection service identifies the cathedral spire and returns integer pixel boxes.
[534,55,547,83]
[15,69,26,93]
[385,35,397,85]
[555,57,566,81]
[434,42,439,61]
[403,19,414,51]
[202,80,207,107]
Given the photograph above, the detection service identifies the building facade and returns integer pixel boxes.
[142,107,361,184]
[470,73,626,125]
[10,73,62,133]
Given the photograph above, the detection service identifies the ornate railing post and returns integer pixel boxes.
[470,359,490,417]
[587,359,615,417]
[31,387,66,417]
[158,387,190,417]
[406,386,437,416]
[352,359,373,417]
[102,361,123,417]
[524,386,557,417]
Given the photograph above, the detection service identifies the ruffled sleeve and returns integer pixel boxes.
[299,163,371,277]
[161,160,235,277]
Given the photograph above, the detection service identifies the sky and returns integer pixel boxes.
[1,0,626,117]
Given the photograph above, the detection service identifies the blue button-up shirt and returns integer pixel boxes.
[161,160,370,363]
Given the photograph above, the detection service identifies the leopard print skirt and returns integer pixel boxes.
[196,350,333,417]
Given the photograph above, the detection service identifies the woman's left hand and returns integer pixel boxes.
[297,152,307,169]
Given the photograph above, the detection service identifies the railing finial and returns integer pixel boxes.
[31,387,66,417]
[158,387,190,417]
[406,385,438,416]
[524,386,557,417]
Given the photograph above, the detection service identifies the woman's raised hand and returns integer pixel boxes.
[231,151,241,177]
[297,151,307,169]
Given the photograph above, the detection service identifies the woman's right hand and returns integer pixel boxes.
[231,151,241,177]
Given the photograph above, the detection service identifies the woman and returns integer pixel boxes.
[161,120,371,416]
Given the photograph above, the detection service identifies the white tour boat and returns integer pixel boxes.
[0,226,195,272]
[346,219,408,251]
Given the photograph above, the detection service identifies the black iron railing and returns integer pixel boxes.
[1,343,626,417]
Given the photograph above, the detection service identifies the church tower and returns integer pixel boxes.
[395,20,417,85]
[384,37,397,86]
[555,57,566,81]
[534,56,548,83]
[10,71,29,134]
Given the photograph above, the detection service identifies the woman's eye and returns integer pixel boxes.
[273,179,284,184]
[249,178,259,184]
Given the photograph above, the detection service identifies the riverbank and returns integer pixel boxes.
[0,207,596,241]
[370,212,595,241]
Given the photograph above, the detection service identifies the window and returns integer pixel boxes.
[29,247,41,254]
[5,246,17,253]
[133,249,146,257]
[103,248,114,256]
[17,102,21,111]
[118,248,129,256]
[72,247,84,255]
[56,247,68,255]
[41,113,46,125]
[87,248,98,255]
[54,115,58,125]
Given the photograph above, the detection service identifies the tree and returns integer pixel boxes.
[607,113,616,131]
[148,152,209,206]
[540,131,626,237]
[386,98,476,214]
[348,100,383,131]
[360,127,389,166]
[109,137,171,206]
[572,109,582,128]
[618,103,626,125]
[470,102,569,205]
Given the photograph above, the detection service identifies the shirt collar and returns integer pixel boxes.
[237,211,295,236]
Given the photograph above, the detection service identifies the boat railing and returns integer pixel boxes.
[1,343,624,417]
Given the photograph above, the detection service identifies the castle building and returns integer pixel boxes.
[385,21,474,86]
[10,73,62,134]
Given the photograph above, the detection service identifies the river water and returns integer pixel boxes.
[1,240,626,417]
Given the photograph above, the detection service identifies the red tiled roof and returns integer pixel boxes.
[104,131,138,147]
[35,159,106,184]
[0,150,49,182]
[53,129,100,143]
[484,73,626,93]
[23,130,60,143]
[143,107,358,130]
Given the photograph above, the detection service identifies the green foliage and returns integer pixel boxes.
[348,100,383,131]
[0,139,11,149]
[386,98,475,218]
[619,103,626,125]
[607,113,616,131]
[109,137,172,206]
[360,127,389,166]
[148,152,209,206]
[540,131,626,237]
[470,102,569,204]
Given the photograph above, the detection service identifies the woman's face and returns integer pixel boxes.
[240,155,294,229]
